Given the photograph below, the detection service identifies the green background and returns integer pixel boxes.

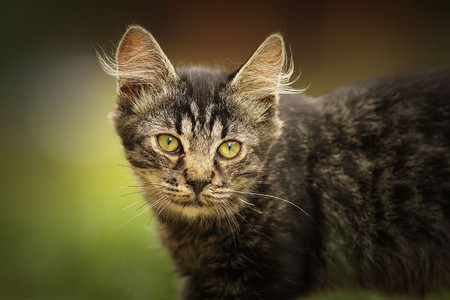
[1,0,449,299]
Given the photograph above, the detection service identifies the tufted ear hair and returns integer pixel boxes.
[229,33,289,109]
[100,25,178,99]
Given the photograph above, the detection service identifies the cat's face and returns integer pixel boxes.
[105,26,289,221]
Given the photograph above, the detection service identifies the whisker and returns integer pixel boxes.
[117,181,163,192]
[232,206,257,233]
[223,203,240,230]
[130,184,163,190]
[238,197,262,214]
[219,204,237,250]
[162,190,189,197]
[136,201,149,210]
[214,207,222,229]
[123,199,143,211]
[231,190,311,219]
[113,208,149,231]
[149,196,166,209]
[239,198,255,206]
[118,185,135,189]
[120,191,144,198]
[156,198,171,217]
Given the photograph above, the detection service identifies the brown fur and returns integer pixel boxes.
[101,25,450,299]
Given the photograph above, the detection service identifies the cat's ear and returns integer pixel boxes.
[114,25,178,97]
[230,33,288,108]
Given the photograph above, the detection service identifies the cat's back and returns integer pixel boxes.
[312,71,450,195]
[281,70,450,142]
[313,71,450,183]
[320,71,450,137]
[282,71,450,294]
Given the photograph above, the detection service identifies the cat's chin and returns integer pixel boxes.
[159,194,238,220]
[171,204,216,218]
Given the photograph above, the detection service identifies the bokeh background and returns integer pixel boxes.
[1,0,449,299]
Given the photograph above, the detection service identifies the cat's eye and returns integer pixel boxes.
[218,140,241,159]
[157,134,181,153]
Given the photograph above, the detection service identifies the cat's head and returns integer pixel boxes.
[101,26,294,222]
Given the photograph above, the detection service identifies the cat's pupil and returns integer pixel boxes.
[167,137,172,145]
[227,143,232,151]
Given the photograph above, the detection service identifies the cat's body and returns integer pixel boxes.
[102,26,450,299]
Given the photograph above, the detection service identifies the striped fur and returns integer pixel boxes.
[102,26,450,299]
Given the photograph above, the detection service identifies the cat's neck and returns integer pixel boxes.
[154,195,281,270]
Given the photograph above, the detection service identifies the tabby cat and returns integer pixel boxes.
[101,25,450,299]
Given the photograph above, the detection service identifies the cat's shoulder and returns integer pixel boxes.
[280,70,450,108]
[320,70,450,103]
[278,70,450,138]
[280,70,450,118]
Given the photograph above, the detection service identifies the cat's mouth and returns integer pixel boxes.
[171,195,207,208]
[163,191,238,219]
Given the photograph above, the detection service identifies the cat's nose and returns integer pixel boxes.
[186,180,210,195]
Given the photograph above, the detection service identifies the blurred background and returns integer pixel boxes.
[1,0,449,299]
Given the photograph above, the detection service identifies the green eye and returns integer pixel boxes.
[218,140,241,159]
[157,134,180,153]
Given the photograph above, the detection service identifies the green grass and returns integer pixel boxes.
[0,150,177,299]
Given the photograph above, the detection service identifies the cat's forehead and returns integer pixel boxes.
[176,67,230,100]
[161,67,235,137]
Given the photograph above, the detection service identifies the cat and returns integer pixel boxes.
[100,25,450,299]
